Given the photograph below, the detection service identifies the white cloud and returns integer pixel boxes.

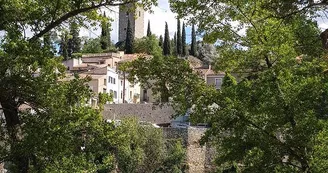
[145,4,178,39]
[80,0,179,43]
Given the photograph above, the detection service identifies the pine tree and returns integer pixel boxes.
[163,22,171,56]
[159,35,163,48]
[147,20,152,37]
[68,21,81,54]
[125,18,134,54]
[100,12,109,50]
[191,24,197,56]
[177,19,182,55]
[182,22,187,57]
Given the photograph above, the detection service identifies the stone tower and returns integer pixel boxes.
[118,4,145,42]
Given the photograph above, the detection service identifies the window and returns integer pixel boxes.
[104,79,107,85]
[114,91,117,99]
[103,88,106,93]
[215,78,222,89]
[130,91,132,99]
[113,78,116,84]
[108,77,111,83]
[121,81,123,86]
[120,91,123,99]
[139,11,141,17]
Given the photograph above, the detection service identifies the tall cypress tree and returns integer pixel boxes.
[163,22,171,56]
[147,20,152,37]
[176,19,182,55]
[173,32,177,56]
[59,31,69,60]
[159,35,163,48]
[125,18,134,54]
[191,24,197,56]
[100,12,109,50]
[68,21,81,54]
[182,22,187,56]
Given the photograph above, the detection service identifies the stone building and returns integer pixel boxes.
[118,4,145,42]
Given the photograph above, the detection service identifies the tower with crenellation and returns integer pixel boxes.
[118,4,145,42]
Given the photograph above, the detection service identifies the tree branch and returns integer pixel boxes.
[29,0,137,41]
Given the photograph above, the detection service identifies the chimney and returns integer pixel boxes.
[208,65,211,70]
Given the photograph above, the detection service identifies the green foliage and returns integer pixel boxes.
[181,22,187,57]
[134,35,163,57]
[0,0,157,171]
[163,22,171,56]
[114,118,164,173]
[147,20,152,37]
[124,55,207,114]
[155,140,188,173]
[169,0,328,172]
[59,30,70,60]
[159,35,164,48]
[98,92,113,107]
[82,38,103,53]
[68,21,81,54]
[177,19,182,55]
[190,25,197,57]
[125,19,134,54]
[172,32,177,56]
[100,12,111,50]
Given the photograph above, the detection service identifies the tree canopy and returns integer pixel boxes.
[0,0,157,172]
[123,0,328,172]
[168,0,328,172]
[134,35,162,57]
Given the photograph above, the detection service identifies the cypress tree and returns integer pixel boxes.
[173,32,177,56]
[68,21,81,53]
[182,22,187,56]
[59,31,69,60]
[125,18,134,54]
[100,12,109,50]
[176,19,181,55]
[159,35,163,48]
[163,22,171,56]
[191,24,197,56]
[147,20,152,37]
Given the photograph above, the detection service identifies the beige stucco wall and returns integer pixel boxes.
[104,57,122,68]
[87,75,107,94]
[140,80,158,103]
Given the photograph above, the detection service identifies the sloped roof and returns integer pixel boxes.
[80,66,107,75]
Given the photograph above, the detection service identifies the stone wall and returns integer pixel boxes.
[103,104,174,124]
[118,5,144,42]
[163,127,216,173]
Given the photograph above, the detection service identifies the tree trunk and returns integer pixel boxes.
[1,98,29,173]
